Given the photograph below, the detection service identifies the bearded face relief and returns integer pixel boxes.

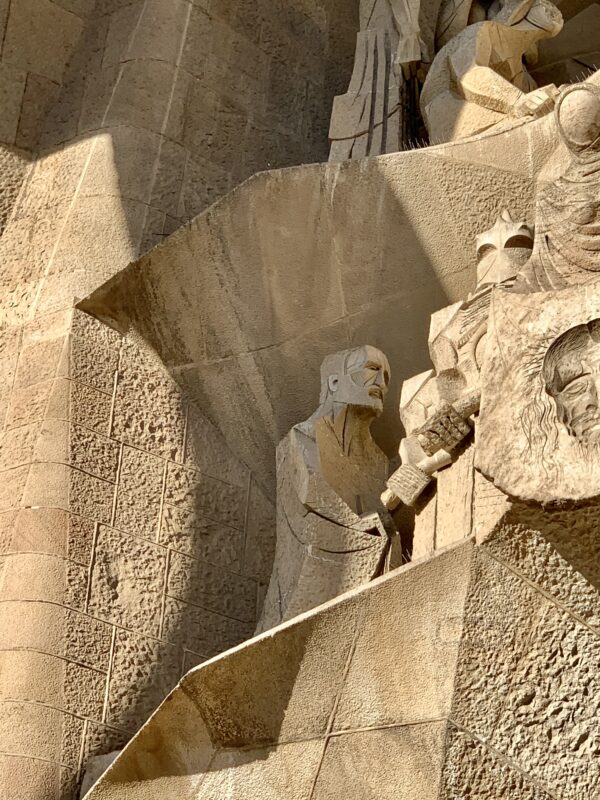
[544,319,600,443]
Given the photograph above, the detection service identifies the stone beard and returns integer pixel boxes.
[256,345,393,632]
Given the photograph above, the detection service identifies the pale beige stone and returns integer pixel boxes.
[258,346,394,631]
[476,281,600,502]
[515,82,600,291]
[329,0,445,158]
[421,0,563,142]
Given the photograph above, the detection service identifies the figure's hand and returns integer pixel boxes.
[416,403,472,456]
[510,85,558,119]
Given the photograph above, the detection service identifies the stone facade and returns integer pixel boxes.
[0,307,273,797]
[2,2,600,799]
[0,0,358,320]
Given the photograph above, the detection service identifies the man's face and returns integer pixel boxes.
[546,335,600,442]
[332,346,390,416]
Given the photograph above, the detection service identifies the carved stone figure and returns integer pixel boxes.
[420,0,563,143]
[257,346,394,632]
[514,82,600,291]
[543,319,600,443]
[476,281,600,502]
[382,211,533,511]
[329,0,445,159]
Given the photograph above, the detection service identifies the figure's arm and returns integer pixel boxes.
[302,468,383,532]
[449,39,557,117]
[449,48,523,114]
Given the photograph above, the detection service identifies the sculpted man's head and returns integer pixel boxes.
[492,0,562,36]
[543,319,600,442]
[556,84,600,156]
[319,345,391,418]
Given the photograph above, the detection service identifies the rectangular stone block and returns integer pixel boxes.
[482,506,600,631]
[161,596,253,657]
[113,445,165,540]
[332,544,473,732]
[199,740,324,798]
[111,340,185,461]
[2,0,82,83]
[312,723,447,800]
[181,596,364,749]
[88,526,167,637]
[69,423,120,483]
[83,720,132,762]
[0,650,105,719]
[104,60,176,134]
[102,3,142,69]
[1,508,95,566]
[14,337,65,390]
[6,378,54,429]
[16,73,61,151]
[21,309,73,348]
[79,126,160,207]
[184,404,249,488]
[106,628,182,731]
[164,462,247,531]
[242,479,275,582]
[0,601,112,672]
[69,468,115,523]
[0,63,26,145]
[127,0,189,63]
[0,701,83,768]
[0,755,61,800]
[176,154,231,220]
[159,504,243,571]
[180,4,211,79]
[0,466,29,511]
[167,549,256,623]
[0,423,41,470]
[66,330,120,395]
[441,726,556,800]
[59,379,113,435]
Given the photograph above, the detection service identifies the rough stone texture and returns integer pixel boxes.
[0,0,360,333]
[0,309,265,799]
[84,532,600,800]
[79,110,563,498]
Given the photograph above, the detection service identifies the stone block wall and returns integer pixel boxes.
[0,0,359,326]
[0,308,274,798]
[86,521,600,800]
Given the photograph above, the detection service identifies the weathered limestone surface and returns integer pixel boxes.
[84,524,600,799]
[80,109,565,497]
[0,56,595,800]
[258,346,394,630]
[0,0,359,324]
[421,0,564,142]
[0,308,271,798]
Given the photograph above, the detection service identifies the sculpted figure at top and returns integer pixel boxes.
[329,0,446,159]
[257,346,394,632]
[420,0,563,143]
[514,82,600,291]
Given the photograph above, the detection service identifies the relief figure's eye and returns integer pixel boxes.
[561,375,591,398]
